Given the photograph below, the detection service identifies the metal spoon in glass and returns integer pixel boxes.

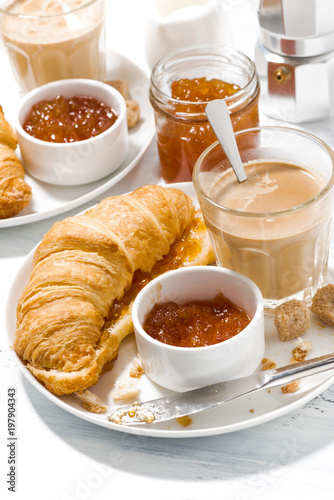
[205,99,247,183]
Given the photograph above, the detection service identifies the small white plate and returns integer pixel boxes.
[6,182,334,438]
[0,50,155,228]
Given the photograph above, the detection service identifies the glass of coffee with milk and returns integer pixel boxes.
[0,0,106,94]
[193,126,334,312]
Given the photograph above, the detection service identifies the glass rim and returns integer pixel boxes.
[193,125,334,218]
[150,44,258,109]
[0,0,103,19]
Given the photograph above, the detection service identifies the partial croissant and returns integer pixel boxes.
[14,185,195,395]
[0,105,32,219]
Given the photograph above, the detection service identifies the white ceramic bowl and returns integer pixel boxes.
[16,79,129,185]
[132,266,265,392]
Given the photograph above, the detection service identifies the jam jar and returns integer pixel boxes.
[149,45,260,183]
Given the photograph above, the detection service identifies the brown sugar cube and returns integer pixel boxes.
[311,284,334,327]
[126,99,140,128]
[105,79,129,100]
[274,299,310,341]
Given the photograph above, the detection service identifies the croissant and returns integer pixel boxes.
[0,106,32,219]
[14,185,200,395]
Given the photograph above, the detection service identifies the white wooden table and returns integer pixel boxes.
[1,1,334,499]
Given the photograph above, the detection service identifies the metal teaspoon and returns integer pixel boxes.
[205,99,247,183]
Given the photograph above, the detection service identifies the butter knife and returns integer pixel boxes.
[107,352,334,425]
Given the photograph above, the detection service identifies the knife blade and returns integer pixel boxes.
[107,352,334,426]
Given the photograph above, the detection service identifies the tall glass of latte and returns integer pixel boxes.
[0,0,106,94]
[193,127,334,312]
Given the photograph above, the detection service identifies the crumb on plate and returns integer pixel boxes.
[292,337,313,362]
[281,379,300,394]
[75,389,108,413]
[112,378,139,401]
[129,354,144,378]
[262,359,277,371]
[177,415,192,427]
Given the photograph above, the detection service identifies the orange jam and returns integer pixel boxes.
[171,77,239,103]
[106,213,212,326]
[142,293,251,348]
[151,76,260,183]
[23,95,118,143]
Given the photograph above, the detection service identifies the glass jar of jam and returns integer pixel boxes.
[149,45,260,183]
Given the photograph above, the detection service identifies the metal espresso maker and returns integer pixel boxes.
[254,0,334,123]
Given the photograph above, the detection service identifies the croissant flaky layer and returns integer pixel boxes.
[0,106,32,219]
[14,185,197,395]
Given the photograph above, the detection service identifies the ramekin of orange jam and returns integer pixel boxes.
[143,293,251,348]
[132,266,264,392]
[23,95,118,143]
[16,78,128,185]
[149,46,260,183]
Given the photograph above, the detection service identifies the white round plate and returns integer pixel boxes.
[0,50,155,228]
[6,182,334,438]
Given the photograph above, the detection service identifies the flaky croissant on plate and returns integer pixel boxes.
[0,106,32,219]
[14,185,214,396]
